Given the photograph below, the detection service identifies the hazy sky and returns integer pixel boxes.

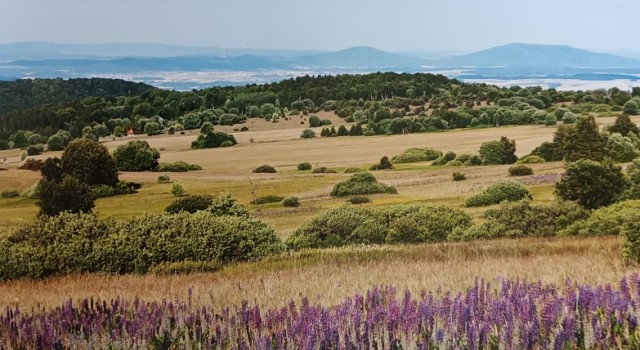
[1,0,638,52]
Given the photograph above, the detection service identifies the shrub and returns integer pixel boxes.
[113,140,160,171]
[297,162,312,171]
[18,158,44,171]
[562,112,577,124]
[150,260,222,275]
[446,160,463,166]
[61,139,118,187]
[308,115,322,127]
[0,190,19,198]
[220,141,234,147]
[251,195,284,205]
[191,132,237,149]
[157,174,171,183]
[479,137,517,165]
[555,160,626,209]
[207,193,250,217]
[166,195,214,214]
[37,175,95,216]
[391,148,442,163]
[622,216,640,264]
[432,151,457,166]
[463,155,483,166]
[517,155,546,164]
[0,211,283,279]
[312,167,338,173]
[156,161,202,172]
[21,182,39,199]
[282,196,300,207]
[452,172,466,181]
[344,167,365,173]
[253,165,277,173]
[286,204,471,250]
[562,200,640,236]
[347,196,371,204]
[508,165,534,176]
[330,173,397,197]
[26,144,44,156]
[46,131,72,151]
[90,184,115,198]
[300,129,316,139]
[369,156,393,170]
[171,183,185,197]
[465,181,532,207]
[454,200,587,242]
[607,133,640,163]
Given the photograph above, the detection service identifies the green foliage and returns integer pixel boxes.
[623,100,639,115]
[555,160,626,209]
[191,131,237,149]
[563,200,640,236]
[286,204,471,250]
[330,173,397,197]
[143,122,162,136]
[308,115,322,127]
[157,174,171,183]
[206,193,249,217]
[37,175,95,216]
[563,115,608,162]
[165,195,214,214]
[544,114,557,126]
[347,196,371,204]
[0,211,283,279]
[517,155,546,164]
[297,162,312,171]
[508,165,534,176]
[446,160,463,166]
[369,156,393,170]
[253,164,277,173]
[465,181,532,207]
[150,260,222,275]
[608,114,640,136]
[312,167,338,173]
[452,172,466,181]
[300,129,316,139]
[561,112,577,124]
[622,216,640,264]
[251,195,284,205]
[479,136,517,165]
[171,183,185,197]
[391,148,442,163]
[113,140,160,171]
[156,161,202,172]
[18,158,44,171]
[282,196,300,208]
[607,133,640,163]
[60,138,118,187]
[26,144,44,156]
[0,190,19,198]
[20,181,39,199]
[343,167,365,173]
[449,200,588,241]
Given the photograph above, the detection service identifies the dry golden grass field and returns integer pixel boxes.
[0,113,637,311]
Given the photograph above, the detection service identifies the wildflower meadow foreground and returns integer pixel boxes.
[2,276,640,349]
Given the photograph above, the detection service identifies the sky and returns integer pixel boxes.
[1,0,639,53]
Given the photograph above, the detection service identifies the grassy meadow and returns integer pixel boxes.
[0,112,636,312]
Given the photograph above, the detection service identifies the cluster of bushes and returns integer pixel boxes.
[253,165,277,173]
[369,156,393,170]
[430,152,483,167]
[0,209,284,280]
[18,158,44,171]
[165,195,214,214]
[508,165,534,176]
[391,148,442,164]
[156,161,202,172]
[113,141,160,171]
[465,181,532,207]
[449,200,588,241]
[297,162,312,171]
[191,124,237,149]
[319,124,363,137]
[312,167,338,174]
[251,195,284,205]
[330,173,397,197]
[286,204,472,250]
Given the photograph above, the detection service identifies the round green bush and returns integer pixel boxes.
[0,190,19,198]
[464,181,533,207]
[452,172,466,181]
[330,173,397,197]
[344,167,365,173]
[113,140,160,171]
[562,200,640,236]
[508,165,534,176]
[253,165,277,173]
[297,162,312,171]
[347,196,371,204]
[165,195,214,214]
[446,160,463,167]
[312,167,338,173]
[282,196,300,207]
[391,148,442,163]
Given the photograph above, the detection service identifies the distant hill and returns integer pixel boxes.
[293,46,428,69]
[435,43,640,68]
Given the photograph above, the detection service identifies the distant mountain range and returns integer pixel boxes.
[1,42,640,89]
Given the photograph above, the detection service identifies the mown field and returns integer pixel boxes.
[0,113,636,313]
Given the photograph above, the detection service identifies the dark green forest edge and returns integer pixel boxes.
[3,73,640,150]
[4,74,640,280]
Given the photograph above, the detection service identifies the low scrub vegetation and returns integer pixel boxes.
[0,190,19,198]
[391,147,442,163]
[165,195,214,214]
[465,181,532,207]
[0,210,283,280]
[251,195,284,205]
[286,204,472,250]
[312,166,338,174]
[113,140,160,171]
[563,200,640,236]
[296,162,312,171]
[253,165,277,173]
[508,165,534,176]
[330,173,397,197]
[452,172,466,181]
[156,161,202,172]
[282,196,300,207]
[347,196,371,204]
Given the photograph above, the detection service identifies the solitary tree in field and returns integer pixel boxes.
[555,159,626,209]
[61,139,118,187]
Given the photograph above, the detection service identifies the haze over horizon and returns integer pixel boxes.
[1,0,639,53]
